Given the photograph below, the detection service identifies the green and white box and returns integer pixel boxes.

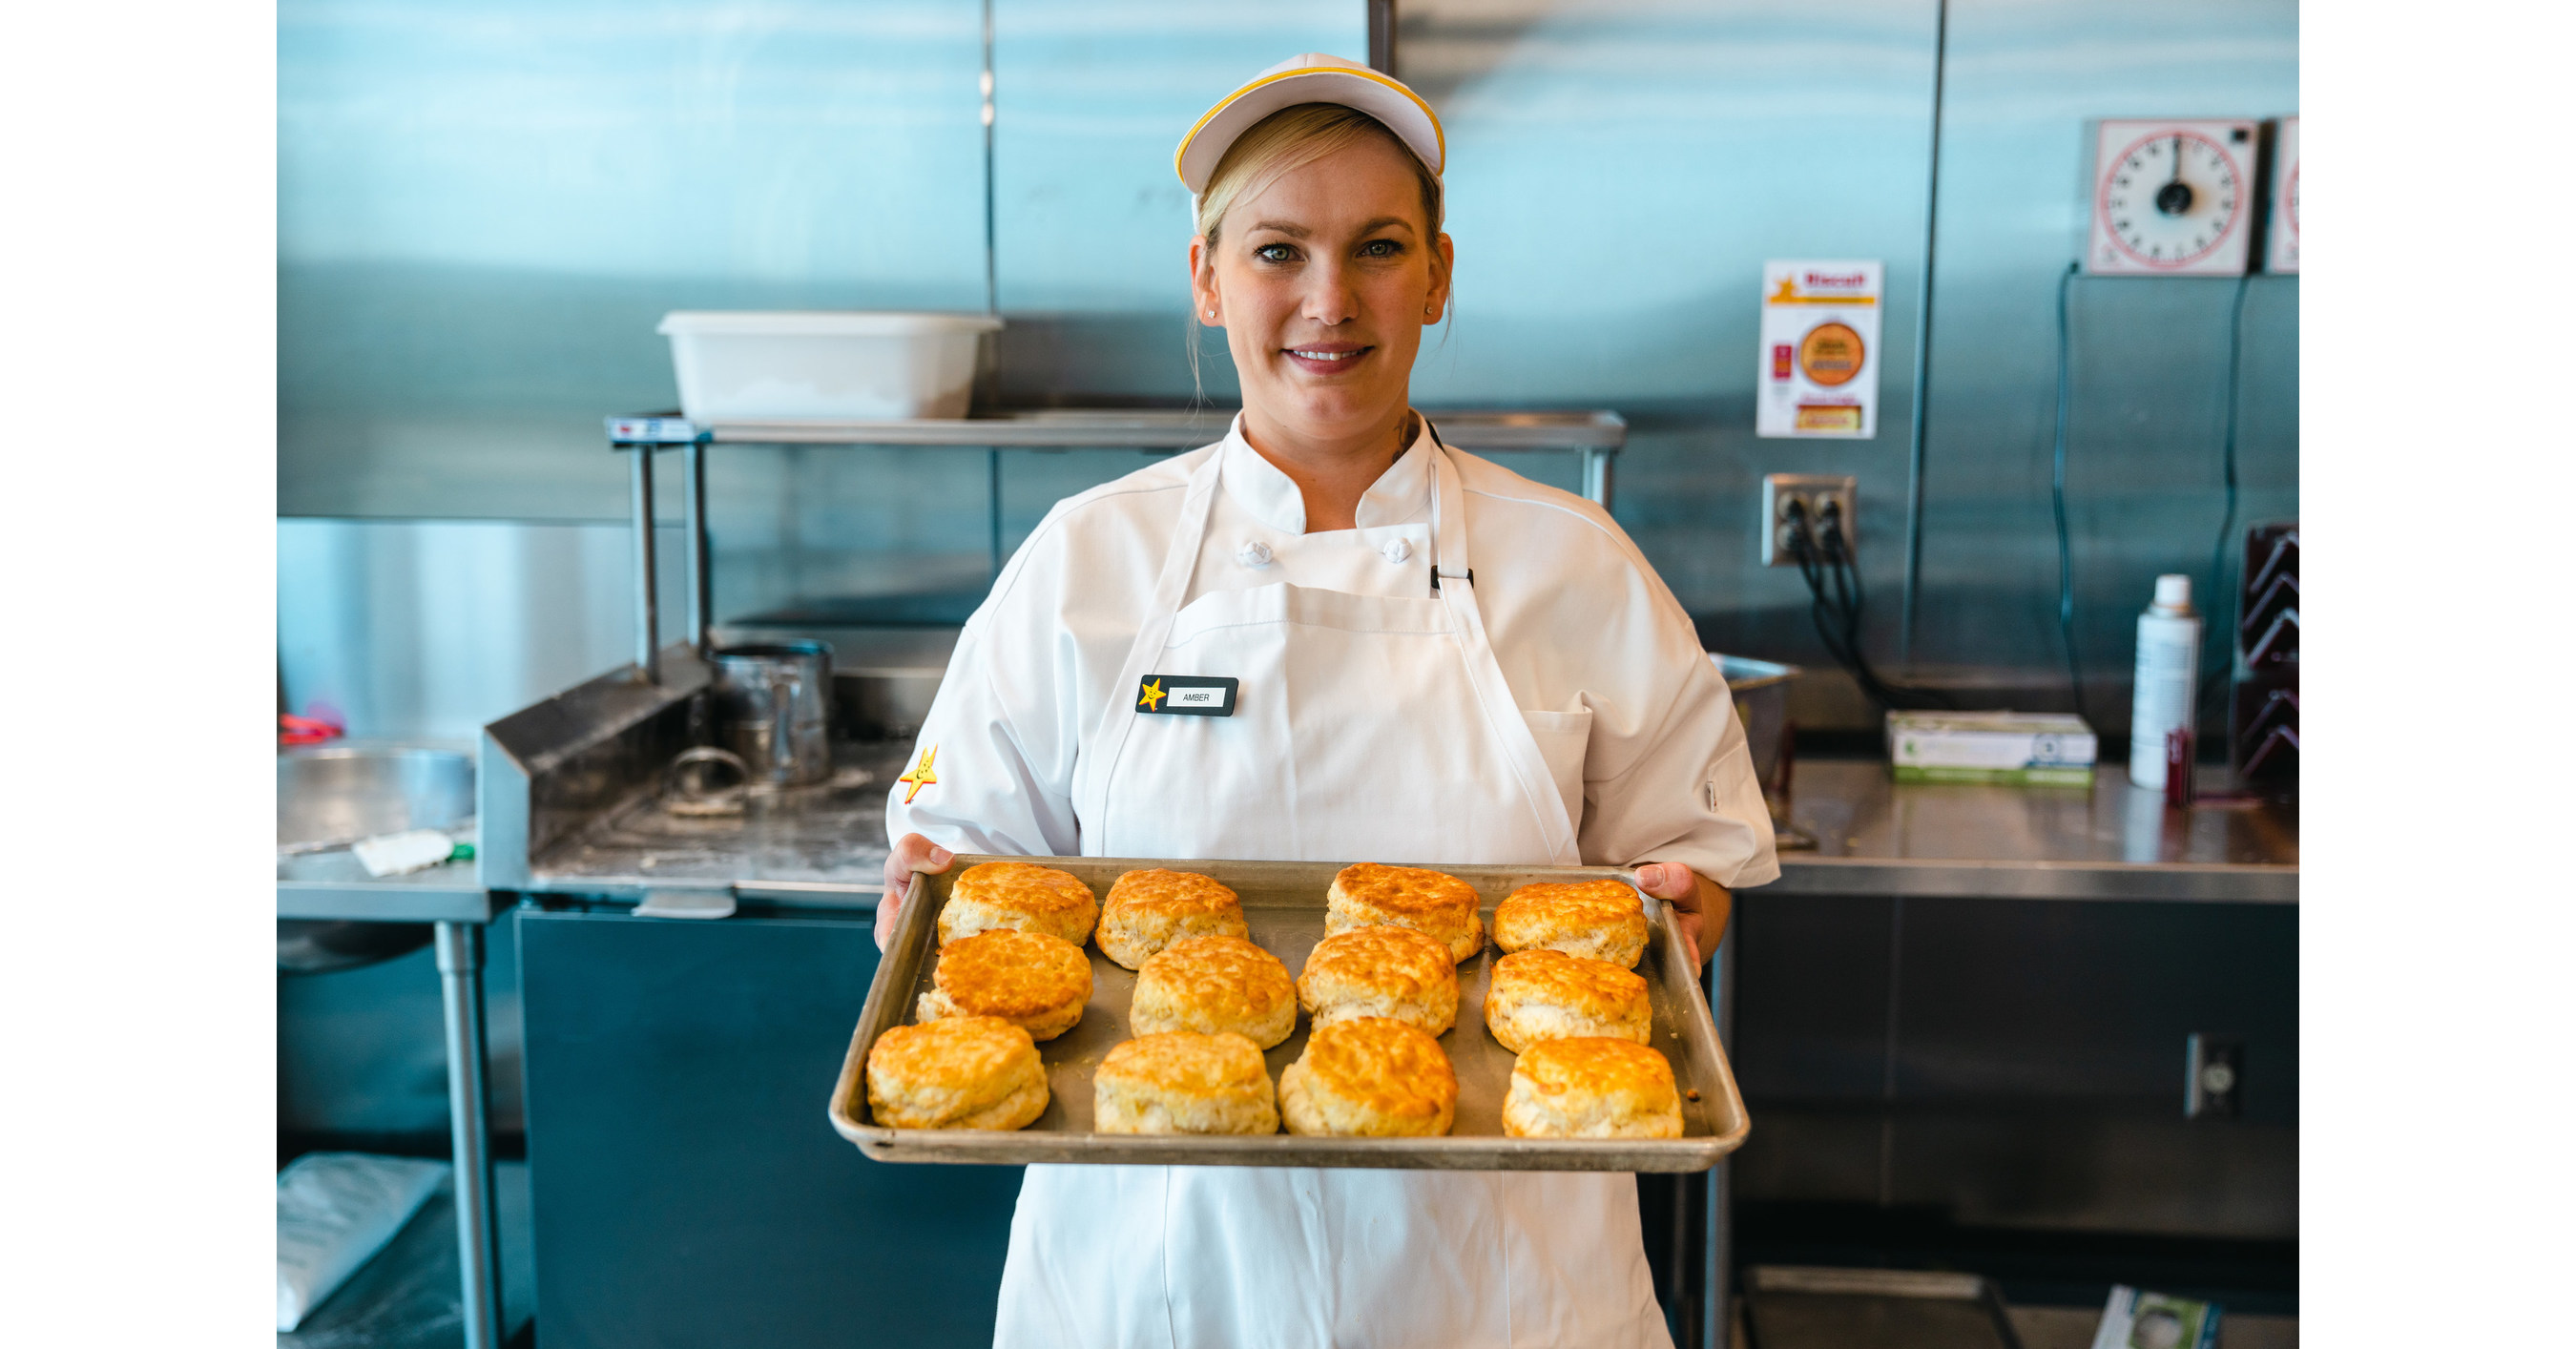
[2089,1284,2220,1349]
[1886,711,2096,785]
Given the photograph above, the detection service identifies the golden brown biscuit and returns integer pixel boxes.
[1096,868,1249,969]
[1483,948,1652,1054]
[864,1015,1049,1131]
[1296,925,1459,1035]
[1132,935,1298,1048]
[1278,1018,1457,1137]
[1093,1032,1279,1135]
[1502,1037,1683,1139]
[916,928,1092,1042]
[937,861,1099,947]
[1492,879,1651,968]
[1324,862,1485,963]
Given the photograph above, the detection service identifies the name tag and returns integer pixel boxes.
[1138,674,1237,716]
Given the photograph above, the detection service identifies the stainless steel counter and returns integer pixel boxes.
[485,658,2295,909]
[523,740,906,904]
[1771,760,2297,903]
[278,850,506,923]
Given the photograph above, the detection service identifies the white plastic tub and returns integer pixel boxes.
[656,311,1004,422]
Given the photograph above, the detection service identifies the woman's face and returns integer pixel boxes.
[1192,132,1452,448]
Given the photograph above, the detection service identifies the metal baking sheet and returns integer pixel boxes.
[827,856,1750,1172]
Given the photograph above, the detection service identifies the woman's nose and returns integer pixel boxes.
[1300,259,1360,325]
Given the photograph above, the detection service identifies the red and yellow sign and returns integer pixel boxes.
[1759,260,1881,439]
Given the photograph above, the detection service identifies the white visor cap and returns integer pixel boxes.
[1174,52,1444,196]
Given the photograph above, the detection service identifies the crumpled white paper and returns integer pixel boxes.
[351,829,454,878]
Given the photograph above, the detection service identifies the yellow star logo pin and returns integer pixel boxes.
[1137,678,1165,711]
[898,745,939,804]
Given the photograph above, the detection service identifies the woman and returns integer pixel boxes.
[879,52,1776,1348]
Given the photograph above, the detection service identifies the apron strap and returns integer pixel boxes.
[1425,442,1584,865]
[1424,417,1474,593]
[1071,446,1224,841]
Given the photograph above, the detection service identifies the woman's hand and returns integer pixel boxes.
[877,833,956,951]
[1633,861,1730,969]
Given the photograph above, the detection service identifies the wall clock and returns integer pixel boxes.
[2086,118,2260,277]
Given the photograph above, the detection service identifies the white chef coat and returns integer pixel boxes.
[885,413,1775,1348]
[888,416,1777,889]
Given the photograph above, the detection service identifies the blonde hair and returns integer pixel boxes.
[1188,103,1448,399]
[1195,102,1443,244]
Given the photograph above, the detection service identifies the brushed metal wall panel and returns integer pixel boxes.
[1910,0,2300,676]
[988,0,1365,404]
[280,0,988,519]
[277,518,688,741]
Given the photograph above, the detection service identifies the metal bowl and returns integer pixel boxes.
[1715,654,1799,787]
[278,745,474,974]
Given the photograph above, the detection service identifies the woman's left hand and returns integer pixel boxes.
[1633,861,1730,969]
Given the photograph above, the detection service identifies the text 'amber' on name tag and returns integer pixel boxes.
[1136,675,1238,716]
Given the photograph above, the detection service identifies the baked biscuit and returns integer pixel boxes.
[937,861,1099,947]
[1132,935,1298,1048]
[1483,948,1652,1053]
[1324,862,1485,963]
[1297,925,1459,1035]
[1502,1037,1684,1139]
[916,928,1092,1042]
[1493,879,1651,968]
[864,1015,1049,1131]
[1278,1018,1457,1137]
[1093,1032,1279,1135]
[1096,868,1249,969]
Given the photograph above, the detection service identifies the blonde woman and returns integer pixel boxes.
[880,53,1776,1347]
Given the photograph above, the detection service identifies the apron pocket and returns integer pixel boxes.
[1519,707,1592,837]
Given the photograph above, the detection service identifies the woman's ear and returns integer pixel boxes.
[1188,234,1220,326]
[1423,232,1457,324]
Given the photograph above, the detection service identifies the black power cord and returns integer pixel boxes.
[2048,260,2089,726]
[2049,261,2259,736]
[2201,272,2255,717]
[1785,499,1954,711]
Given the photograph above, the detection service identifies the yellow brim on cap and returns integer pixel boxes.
[1174,60,1444,195]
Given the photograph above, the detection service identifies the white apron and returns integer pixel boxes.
[993,432,1674,1349]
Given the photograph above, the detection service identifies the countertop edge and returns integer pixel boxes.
[1766,856,2298,903]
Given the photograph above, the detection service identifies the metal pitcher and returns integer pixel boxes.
[706,641,833,787]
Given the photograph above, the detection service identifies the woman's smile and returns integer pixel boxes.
[1282,341,1372,375]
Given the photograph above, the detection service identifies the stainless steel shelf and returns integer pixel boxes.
[646,408,1625,451]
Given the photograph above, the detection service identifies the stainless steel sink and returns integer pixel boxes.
[278,745,474,973]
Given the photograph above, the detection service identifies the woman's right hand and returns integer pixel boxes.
[877,833,955,950]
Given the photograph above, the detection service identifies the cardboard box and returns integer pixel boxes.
[1886,711,2096,786]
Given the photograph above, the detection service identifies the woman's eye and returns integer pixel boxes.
[1255,243,1297,263]
[1359,239,1402,259]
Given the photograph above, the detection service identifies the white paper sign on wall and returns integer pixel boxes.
[1756,259,1881,440]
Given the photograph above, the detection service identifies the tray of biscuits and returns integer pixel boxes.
[826,856,1750,1172]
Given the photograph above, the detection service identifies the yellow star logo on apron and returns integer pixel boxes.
[1137,678,1165,711]
[898,745,939,804]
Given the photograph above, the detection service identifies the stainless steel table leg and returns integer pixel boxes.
[1704,923,1736,1348]
[1581,446,1617,510]
[630,446,660,683]
[436,922,502,1349]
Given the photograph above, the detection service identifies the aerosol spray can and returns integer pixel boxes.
[2128,573,2202,791]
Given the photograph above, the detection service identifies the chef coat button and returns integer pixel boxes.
[1236,539,1273,569]
[1381,538,1411,564]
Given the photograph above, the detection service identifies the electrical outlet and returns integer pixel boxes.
[2185,1032,2243,1119]
[1760,474,1858,567]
